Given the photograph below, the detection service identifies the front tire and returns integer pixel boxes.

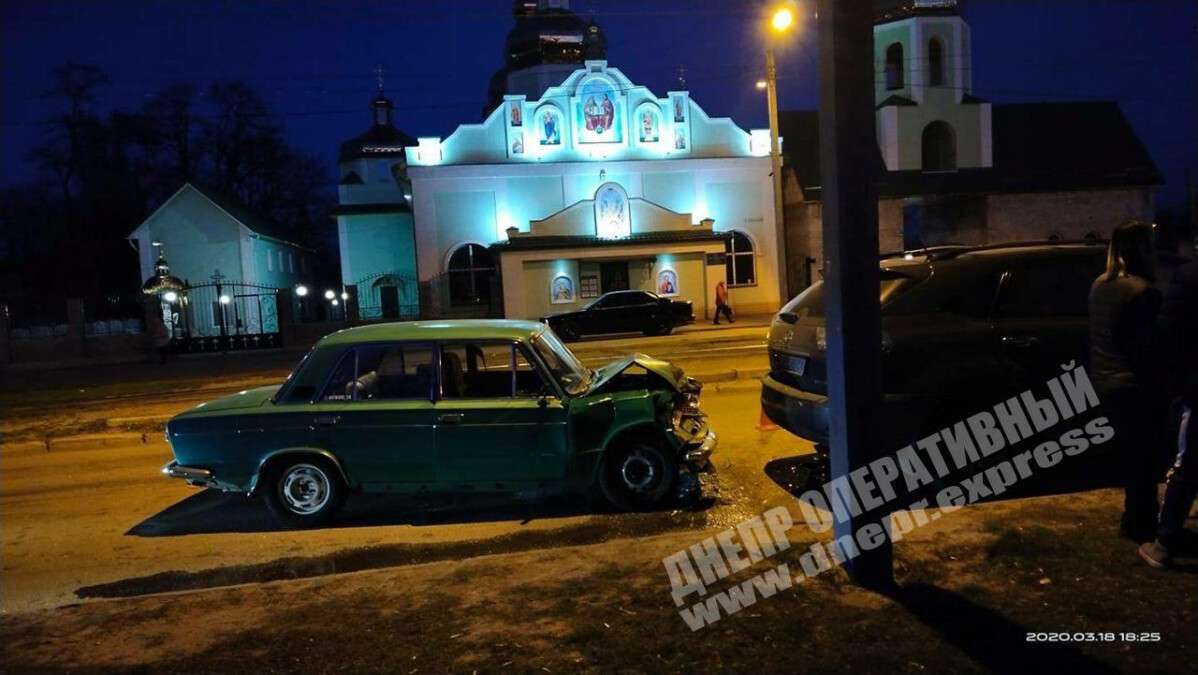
[599,441,677,511]
[263,458,346,528]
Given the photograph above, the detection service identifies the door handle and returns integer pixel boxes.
[437,413,464,425]
[312,414,340,427]
[1001,335,1038,348]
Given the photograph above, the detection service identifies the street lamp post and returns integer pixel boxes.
[766,5,796,301]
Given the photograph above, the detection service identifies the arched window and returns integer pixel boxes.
[885,43,904,90]
[725,231,756,287]
[447,244,495,306]
[921,121,957,172]
[928,38,945,86]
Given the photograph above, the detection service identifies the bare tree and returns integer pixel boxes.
[29,62,110,202]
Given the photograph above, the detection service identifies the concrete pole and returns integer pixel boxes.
[817,0,893,588]
[766,46,790,302]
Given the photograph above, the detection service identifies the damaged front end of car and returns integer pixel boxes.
[585,354,718,503]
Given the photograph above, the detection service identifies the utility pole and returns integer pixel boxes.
[816,0,893,588]
[766,46,789,300]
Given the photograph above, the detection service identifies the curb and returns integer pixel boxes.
[4,431,164,454]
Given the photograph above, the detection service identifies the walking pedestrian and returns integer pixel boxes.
[713,280,734,325]
[1139,243,1198,568]
[1088,220,1166,542]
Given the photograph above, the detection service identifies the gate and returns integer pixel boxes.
[169,281,282,352]
[354,272,420,320]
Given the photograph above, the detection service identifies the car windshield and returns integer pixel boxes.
[532,328,592,395]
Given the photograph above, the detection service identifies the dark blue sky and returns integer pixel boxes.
[2,0,1195,208]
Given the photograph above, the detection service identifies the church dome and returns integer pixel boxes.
[338,92,417,164]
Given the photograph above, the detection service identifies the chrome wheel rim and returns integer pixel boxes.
[280,464,330,515]
[620,451,658,493]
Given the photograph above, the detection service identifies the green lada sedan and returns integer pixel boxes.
[162,320,716,526]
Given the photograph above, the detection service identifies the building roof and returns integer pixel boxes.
[317,319,546,347]
[780,101,1163,201]
[130,183,311,251]
[194,184,311,249]
[490,229,730,252]
[338,94,418,164]
[874,0,961,24]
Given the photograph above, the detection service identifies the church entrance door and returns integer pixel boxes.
[600,262,629,293]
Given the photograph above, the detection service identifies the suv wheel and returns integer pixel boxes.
[263,458,346,528]
[599,441,677,511]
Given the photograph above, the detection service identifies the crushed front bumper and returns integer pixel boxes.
[676,429,718,502]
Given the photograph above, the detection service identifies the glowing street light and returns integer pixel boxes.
[331,299,340,306]
[218,294,231,305]
[163,291,178,303]
[756,79,767,90]
[340,291,349,301]
[295,285,309,297]
[324,289,336,300]
[771,6,795,32]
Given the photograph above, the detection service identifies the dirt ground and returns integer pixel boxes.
[2,487,1195,673]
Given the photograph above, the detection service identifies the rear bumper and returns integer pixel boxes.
[161,460,235,491]
[761,374,830,445]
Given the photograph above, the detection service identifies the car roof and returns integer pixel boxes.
[316,319,545,348]
[880,241,1104,273]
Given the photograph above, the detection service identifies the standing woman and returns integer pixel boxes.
[1089,220,1165,542]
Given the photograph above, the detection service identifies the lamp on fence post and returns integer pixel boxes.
[294,284,309,323]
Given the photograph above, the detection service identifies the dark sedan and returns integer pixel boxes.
[541,290,694,340]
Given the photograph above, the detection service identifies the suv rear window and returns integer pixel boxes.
[780,271,917,319]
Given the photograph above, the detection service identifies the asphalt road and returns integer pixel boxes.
[1,325,812,614]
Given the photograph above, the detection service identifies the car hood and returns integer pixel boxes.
[588,353,690,393]
[177,384,281,417]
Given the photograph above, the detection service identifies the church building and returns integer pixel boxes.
[781,0,1161,291]
[336,1,783,321]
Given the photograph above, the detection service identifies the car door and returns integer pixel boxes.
[309,342,438,490]
[993,253,1104,387]
[623,291,661,329]
[434,341,569,490]
[582,293,627,335]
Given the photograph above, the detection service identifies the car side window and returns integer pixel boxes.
[514,346,552,397]
[440,342,547,398]
[353,343,434,401]
[319,350,357,402]
[997,260,1099,318]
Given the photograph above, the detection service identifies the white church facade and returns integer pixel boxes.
[339,59,784,321]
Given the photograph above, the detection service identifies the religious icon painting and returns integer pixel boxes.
[550,275,575,304]
[576,79,621,143]
[539,108,561,145]
[638,106,660,143]
[510,103,523,127]
[656,269,678,296]
[511,135,524,155]
[673,96,685,123]
[674,127,687,150]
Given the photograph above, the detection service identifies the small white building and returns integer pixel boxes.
[128,183,313,336]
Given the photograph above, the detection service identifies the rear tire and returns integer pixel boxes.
[263,457,346,528]
[598,441,677,511]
